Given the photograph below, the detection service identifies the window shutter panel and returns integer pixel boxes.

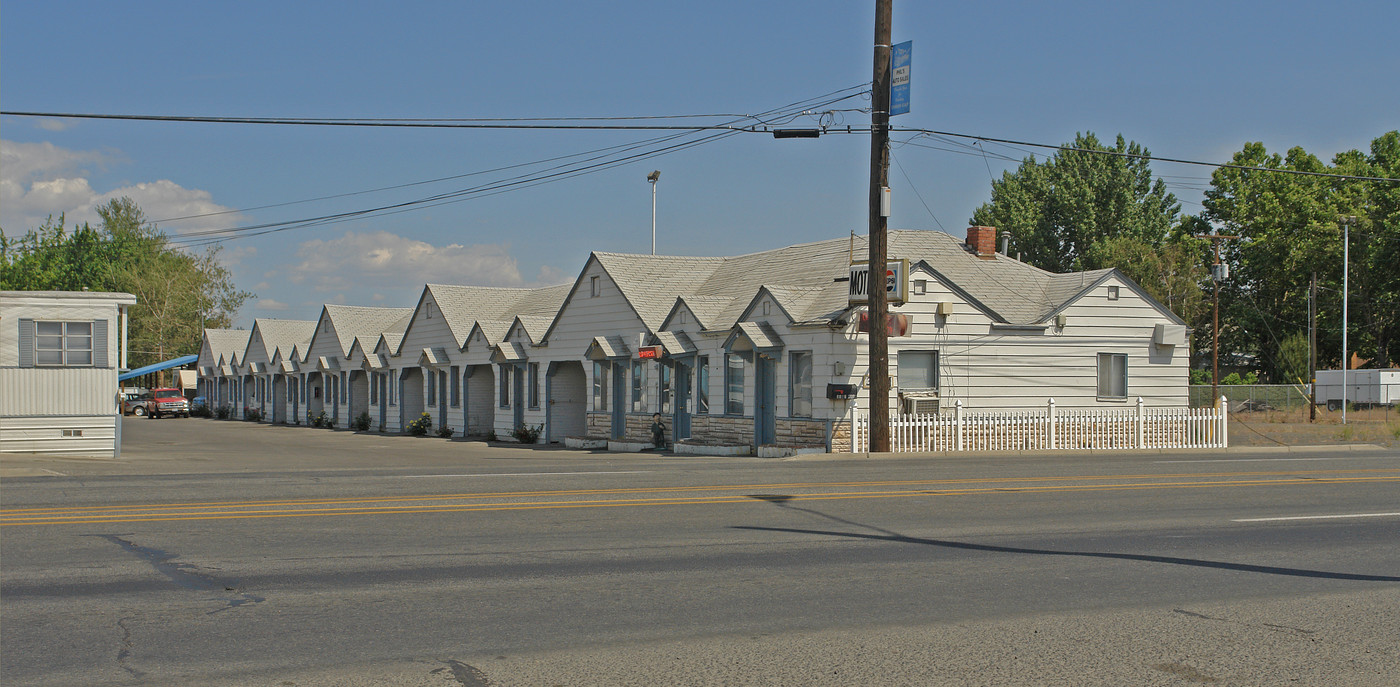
[18,319,34,367]
[92,319,109,368]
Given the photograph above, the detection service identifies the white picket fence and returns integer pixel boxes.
[852,397,1227,453]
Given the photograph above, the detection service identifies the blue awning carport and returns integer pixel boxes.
[118,354,198,382]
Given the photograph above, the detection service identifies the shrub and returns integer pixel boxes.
[308,410,330,428]
[350,411,372,432]
[191,404,213,418]
[215,404,233,420]
[511,423,543,444]
[485,430,498,442]
[437,424,455,438]
[244,407,263,422]
[408,412,433,437]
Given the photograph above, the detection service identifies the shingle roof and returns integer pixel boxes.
[591,231,1135,328]
[424,283,571,347]
[204,329,251,362]
[250,319,316,360]
[323,305,415,357]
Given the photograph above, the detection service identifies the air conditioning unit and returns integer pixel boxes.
[900,391,940,415]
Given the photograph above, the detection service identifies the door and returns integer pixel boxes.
[378,374,387,429]
[754,353,776,445]
[611,361,626,439]
[673,360,692,440]
[512,364,525,430]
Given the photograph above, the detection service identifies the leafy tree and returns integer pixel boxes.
[1201,131,1400,376]
[0,197,253,367]
[970,132,1183,274]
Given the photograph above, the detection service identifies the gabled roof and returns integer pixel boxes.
[511,315,554,343]
[201,329,251,366]
[566,231,1161,330]
[310,305,414,358]
[409,283,571,349]
[247,318,316,362]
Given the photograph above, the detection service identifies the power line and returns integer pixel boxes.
[887,127,1400,184]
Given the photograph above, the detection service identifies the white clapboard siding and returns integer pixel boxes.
[0,415,119,455]
[0,368,119,416]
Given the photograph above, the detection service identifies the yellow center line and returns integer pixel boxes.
[3,475,1396,527]
[4,468,1396,517]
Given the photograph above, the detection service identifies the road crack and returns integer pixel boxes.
[97,534,265,614]
[1173,608,1317,637]
[115,616,145,680]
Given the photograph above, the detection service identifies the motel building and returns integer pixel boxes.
[198,227,1191,455]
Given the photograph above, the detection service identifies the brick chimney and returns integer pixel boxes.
[966,226,998,258]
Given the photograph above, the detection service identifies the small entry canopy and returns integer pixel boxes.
[118,354,198,382]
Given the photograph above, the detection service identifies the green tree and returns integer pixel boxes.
[1201,131,1400,375]
[970,132,1183,274]
[0,197,253,367]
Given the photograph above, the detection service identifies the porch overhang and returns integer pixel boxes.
[654,330,697,357]
[584,335,631,361]
[316,356,340,372]
[418,347,451,368]
[723,321,785,353]
[491,342,528,364]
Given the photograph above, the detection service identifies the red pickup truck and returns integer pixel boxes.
[149,388,190,419]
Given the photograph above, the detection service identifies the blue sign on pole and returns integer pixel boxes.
[890,41,911,116]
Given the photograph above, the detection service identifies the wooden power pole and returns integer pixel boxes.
[867,0,892,452]
[1196,232,1239,407]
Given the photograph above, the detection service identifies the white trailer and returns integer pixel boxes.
[1314,369,1399,409]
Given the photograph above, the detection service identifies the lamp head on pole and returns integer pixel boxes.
[647,170,661,184]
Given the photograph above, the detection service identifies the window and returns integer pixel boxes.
[761,301,771,316]
[528,363,540,409]
[450,366,460,407]
[1107,286,1121,301]
[696,356,709,414]
[427,369,437,405]
[725,353,745,415]
[438,370,447,407]
[790,351,813,417]
[1097,353,1128,399]
[35,321,93,366]
[592,361,609,411]
[913,279,927,296]
[631,361,647,413]
[897,350,938,390]
[370,373,379,404]
[340,371,347,405]
[679,311,687,324]
[590,275,601,297]
[660,363,673,414]
[499,365,511,407]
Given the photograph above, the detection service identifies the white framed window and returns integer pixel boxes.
[696,356,709,414]
[592,361,609,411]
[450,366,461,407]
[499,365,511,408]
[1107,286,1120,301]
[590,276,601,297]
[660,363,673,414]
[725,353,745,415]
[1097,353,1128,399]
[789,351,813,417]
[897,350,938,390]
[913,279,927,296]
[35,321,93,366]
[631,360,647,412]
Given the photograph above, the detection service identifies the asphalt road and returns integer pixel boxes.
[2,418,1398,686]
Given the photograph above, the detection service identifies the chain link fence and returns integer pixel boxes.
[1190,383,1398,423]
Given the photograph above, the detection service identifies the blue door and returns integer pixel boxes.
[673,360,691,440]
[611,361,626,439]
[754,354,776,445]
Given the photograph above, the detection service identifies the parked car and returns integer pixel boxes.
[122,392,153,417]
[191,396,208,411]
[149,388,190,419]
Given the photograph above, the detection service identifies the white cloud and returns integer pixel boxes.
[0,139,241,235]
[256,298,290,311]
[290,230,528,292]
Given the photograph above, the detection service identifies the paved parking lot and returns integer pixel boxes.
[1,416,634,477]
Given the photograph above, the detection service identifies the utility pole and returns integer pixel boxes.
[867,0,892,452]
[1309,272,1317,422]
[1195,232,1239,406]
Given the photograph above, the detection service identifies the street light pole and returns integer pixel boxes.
[647,170,661,255]
[1340,215,1356,424]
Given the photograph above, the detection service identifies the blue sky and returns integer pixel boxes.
[4,1,1396,327]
